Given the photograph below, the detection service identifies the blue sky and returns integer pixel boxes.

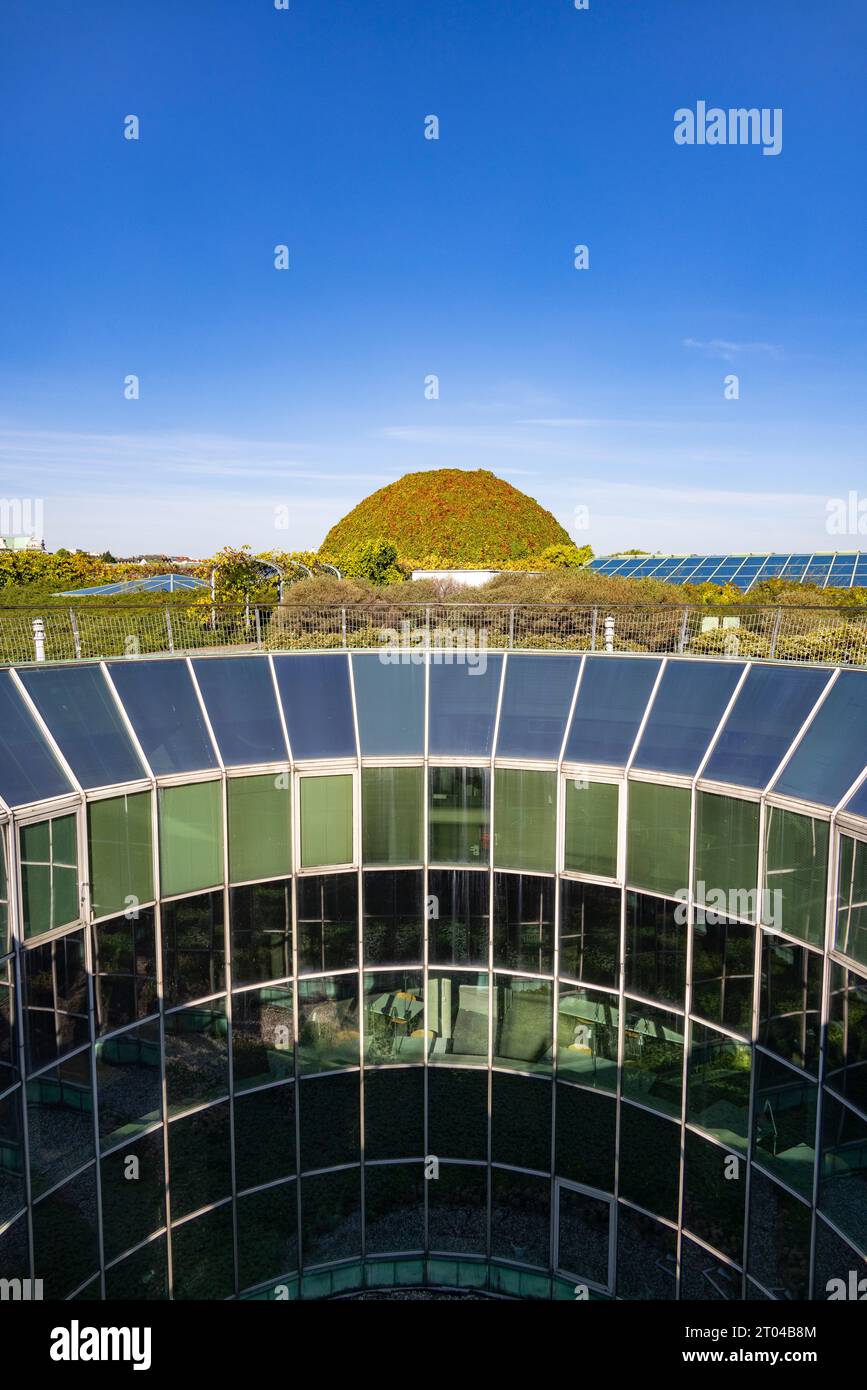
[1,0,864,557]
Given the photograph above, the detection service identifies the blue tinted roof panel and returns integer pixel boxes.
[0,673,74,806]
[495,654,580,760]
[632,660,745,776]
[106,660,217,775]
[773,671,867,806]
[273,654,357,760]
[703,666,832,789]
[565,656,661,766]
[17,665,146,789]
[192,657,287,767]
[351,655,425,756]
[428,655,503,757]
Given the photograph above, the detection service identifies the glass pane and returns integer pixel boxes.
[564,778,618,877]
[559,880,620,988]
[364,1067,424,1160]
[764,807,828,946]
[759,934,822,1074]
[20,814,80,939]
[363,870,423,966]
[819,1094,867,1254]
[687,1022,751,1149]
[746,1167,810,1299]
[682,1130,745,1262]
[428,765,490,865]
[428,1163,487,1254]
[694,793,759,920]
[0,1090,25,1223]
[752,1052,817,1198]
[238,1181,298,1289]
[92,906,158,1033]
[691,916,754,1036]
[31,1168,99,1300]
[273,654,356,760]
[774,670,867,806]
[228,773,292,883]
[496,654,580,760]
[363,968,424,1063]
[626,780,690,897]
[493,768,556,873]
[300,775,353,868]
[619,1102,680,1221]
[616,1208,677,1300]
[26,1051,94,1197]
[297,975,359,1072]
[96,1020,161,1149]
[0,833,8,956]
[679,1237,740,1302]
[491,1168,549,1267]
[826,964,867,1114]
[192,656,287,766]
[159,781,223,898]
[104,1235,168,1301]
[164,1000,228,1115]
[365,1163,424,1254]
[621,1001,684,1118]
[101,1128,165,1261]
[232,984,294,1091]
[107,659,217,775]
[556,984,618,1090]
[565,657,661,767]
[704,666,831,789]
[172,1203,234,1300]
[493,975,552,1073]
[89,792,154,919]
[299,1072,359,1169]
[0,670,73,806]
[19,665,145,788]
[557,1187,611,1288]
[362,767,422,865]
[632,661,745,776]
[814,1218,867,1302]
[836,834,867,968]
[230,879,293,986]
[427,868,489,967]
[428,655,502,756]
[493,872,554,974]
[554,1082,615,1191]
[491,1071,551,1171]
[234,1082,296,1191]
[161,891,225,1007]
[625,892,687,1008]
[22,930,89,1070]
[295,873,357,974]
[428,1067,487,1160]
[301,1168,361,1266]
[428,971,489,1066]
[351,655,424,755]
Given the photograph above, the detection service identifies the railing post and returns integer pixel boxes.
[341,606,347,648]
[68,608,81,660]
[165,607,174,654]
[245,595,250,634]
[509,607,515,649]
[603,614,615,653]
[590,607,598,652]
[769,607,783,660]
[677,607,690,654]
[32,617,46,662]
[255,607,262,649]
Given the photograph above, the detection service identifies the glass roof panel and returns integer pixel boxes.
[428,655,502,756]
[272,654,356,760]
[192,657,287,767]
[351,655,424,755]
[773,671,867,806]
[703,665,831,789]
[495,654,580,760]
[565,656,661,766]
[631,660,745,776]
[18,665,145,789]
[106,659,217,775]
[0,672,74,806]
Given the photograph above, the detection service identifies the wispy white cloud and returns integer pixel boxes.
[682,337,782,362]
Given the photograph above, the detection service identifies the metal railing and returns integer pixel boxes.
[1,601,866,667]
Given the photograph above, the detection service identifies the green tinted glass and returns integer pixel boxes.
[362,767,422,865]
[228,774,292,884]
[695,792,759,919]
[159,782,223,897]
[835,834,867,968]
[494,769,556,873]
[626,780,690,896]
[300,774,353,868]
[89,793,154,919]
[764,807,828,946]
[20,815,80,939]
[564,779,618,877]
[0,833,7,954]
[429,767,490,865]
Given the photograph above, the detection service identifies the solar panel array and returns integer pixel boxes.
[588,552,867,591]
[55,572,210,596]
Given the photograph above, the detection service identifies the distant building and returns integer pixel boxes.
[411,568,540,587]
[0,534,42,551]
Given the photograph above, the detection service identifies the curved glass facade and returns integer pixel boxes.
[1,649,866,1302]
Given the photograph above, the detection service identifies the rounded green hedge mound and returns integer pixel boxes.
[320,468,572,569]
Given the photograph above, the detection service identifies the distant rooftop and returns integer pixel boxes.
[54,573,210,597]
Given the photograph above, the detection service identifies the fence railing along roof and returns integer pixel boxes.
[1,601,865,668]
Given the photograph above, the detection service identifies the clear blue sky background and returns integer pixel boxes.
[1,0,864,556]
